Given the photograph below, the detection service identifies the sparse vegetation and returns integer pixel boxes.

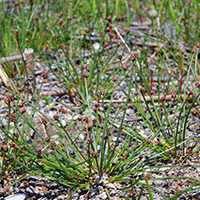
[0,0,200,199]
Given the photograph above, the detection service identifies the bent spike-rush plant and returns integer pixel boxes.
[0,64,156,198]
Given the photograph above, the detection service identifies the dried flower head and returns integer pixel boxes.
[4,98,10,105]
[112,76,117,82]
[10,113,16,122]
[77,116,82,121]
[2,145,8,152]
[155,48,160,54]
[107,15,112,22]
[92,151,98,158]
[6,93,13,102]
[88,138,93,144]
[20,107,26,114]
[19,101,26,107]
[45,137,50,142]
[131,52,138,61]
[192,46,197,54]
[9,142,16,148]
[50,141,56,150]
[42,72,48,79]
[118,55,122,60]
[41,117,47,125]
[85,28,89,34]
[53,114,59,121]
[99,88,105,95]
[83,69,88,78]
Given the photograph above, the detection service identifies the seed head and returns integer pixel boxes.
[83,69,88,78]
[53,114,59,121]
[99,88,105,95]
[85,28,89,34]
[88,138,93,144]
[92,151,98,158]
[112,76,117,82]
[41,117,47,125]
[77,116,82,121]
[59,19,63,25]
[10,113,16,122]
[6,93,13,102]
[59,12,63,18]
[118,55,122,60]
[36,149,42,155]
[42,72,48,79]
[155,48,160,54]
[131,52,138,61]
[20,107,26,114]
[124,28,130,34]
[9,142,16,148]
[192,46,197,54]
[50,141,56,150]
[52,35,57,40]
[107,15,112,22]
[15,30,20,36]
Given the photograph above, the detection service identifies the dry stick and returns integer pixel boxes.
[40,89,67,97]
[92,94,174,104]
[0,64,19,94]
[24,49,36,98]
[0,54,23,64]
[0,53,24,94]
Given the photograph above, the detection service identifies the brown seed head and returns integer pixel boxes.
[112,76,117,82]
[15,30,20,36]
[26,30,30,35]
[2,145,8,152]
[192,46,197,54]
[19,101,26,107]
[118,55,122,60]
[99,88,105,95]
[59,19,63,25]
[124,28,130,34]
[53,114,59,121]
[52,35,57,40]
[88,138,93,144]
[41,117,47,125]
[92,151,98,158]
[6,93,13,102]
[10,113,16,122]
[4,98,10,105]
[42,72,48,79]
[195,82,200,88]
[45,137,50,142]
[59,11,63,18]
[76,102,81,107]
[107,15,112,22]
[156,48,160,54]
[83,69,88,78]
[50,141,56,150]
[20,107,26,114]
[9,142,16,148]
[131,52,138,61]
[36,149,42,155]
[77,116,82,121]
[21,146,25,150]
[85,28,89,34]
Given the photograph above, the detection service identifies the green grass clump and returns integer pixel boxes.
[0,0,200,199]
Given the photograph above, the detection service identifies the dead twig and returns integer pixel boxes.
[40,89,67,97]
[0,54,23,64]
[92,93,193,104]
